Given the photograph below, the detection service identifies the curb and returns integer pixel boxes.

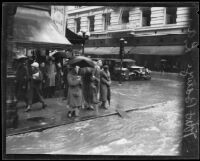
[7,101,169,137]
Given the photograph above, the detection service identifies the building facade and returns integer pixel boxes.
[64,5,191,72]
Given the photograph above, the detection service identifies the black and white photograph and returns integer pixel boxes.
[2,2,199,159]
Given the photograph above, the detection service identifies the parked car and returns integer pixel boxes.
[128,65,151,80]
[91,58,151,81]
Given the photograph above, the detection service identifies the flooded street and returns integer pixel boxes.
[6,77,184,155]
[7,100,183,155]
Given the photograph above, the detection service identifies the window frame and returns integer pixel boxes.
[103,13,111,31]
[88,15,95,32]
[121,9,130,24]
[140,7,151,27]
[75,18,81,33]
[164,7,177,25]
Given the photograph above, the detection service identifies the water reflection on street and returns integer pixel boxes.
[7,99,183,155]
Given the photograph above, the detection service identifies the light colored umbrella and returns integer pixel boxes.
[68,56,95,68]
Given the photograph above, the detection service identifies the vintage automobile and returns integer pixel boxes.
[91,58,151,81]
[128,65,151,80]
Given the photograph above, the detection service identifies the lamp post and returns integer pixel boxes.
[78,30,90,55]
[119,38,127,84]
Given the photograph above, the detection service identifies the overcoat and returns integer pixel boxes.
[15,64,29,101]
[55,66,63,90]
[80,67,99,106]
[40,66,48,89]
[28,69,44,105]
[46,63,56,87]
[63,65,70,97]
[67,69,83,107]
[100,69,111,102]
[93,66,101,94]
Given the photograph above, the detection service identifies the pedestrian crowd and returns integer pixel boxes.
[14,54,111,118]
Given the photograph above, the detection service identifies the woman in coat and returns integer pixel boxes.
[63,63,70,100]
[40,62,48,98]
[100,65,111,109]
[80,67,99,110]
[46,57,56,97]
[25,62,47,112]
[67,65,83,117]
[55,62,63,91]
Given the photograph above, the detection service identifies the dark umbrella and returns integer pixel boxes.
[51,51,69,58]
[68,56,95,68]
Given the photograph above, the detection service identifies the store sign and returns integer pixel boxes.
[51,6,66,35]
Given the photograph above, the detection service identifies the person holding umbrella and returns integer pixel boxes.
[68,56,97,110]
[80,67,99,110]
[100,65,111,109]
[67,65,83,117]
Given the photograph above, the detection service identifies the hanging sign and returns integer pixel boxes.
[51,6,66,35]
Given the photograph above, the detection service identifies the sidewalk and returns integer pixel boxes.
[7,93,171,136]
[6,72,183,136]
[6,97,113,136]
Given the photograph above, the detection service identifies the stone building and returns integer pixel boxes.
[64,5,192,72]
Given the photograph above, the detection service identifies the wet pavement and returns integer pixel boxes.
[6,100,184,155]
[6,74,185,155]
[6,74,184,136]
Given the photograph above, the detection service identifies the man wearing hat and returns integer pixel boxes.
[25,62,47,112]
[100,65,111,109]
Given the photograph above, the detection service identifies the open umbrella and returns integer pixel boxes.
[14,54,27,60]
[51,51,69,59]
[68,56,95,68]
